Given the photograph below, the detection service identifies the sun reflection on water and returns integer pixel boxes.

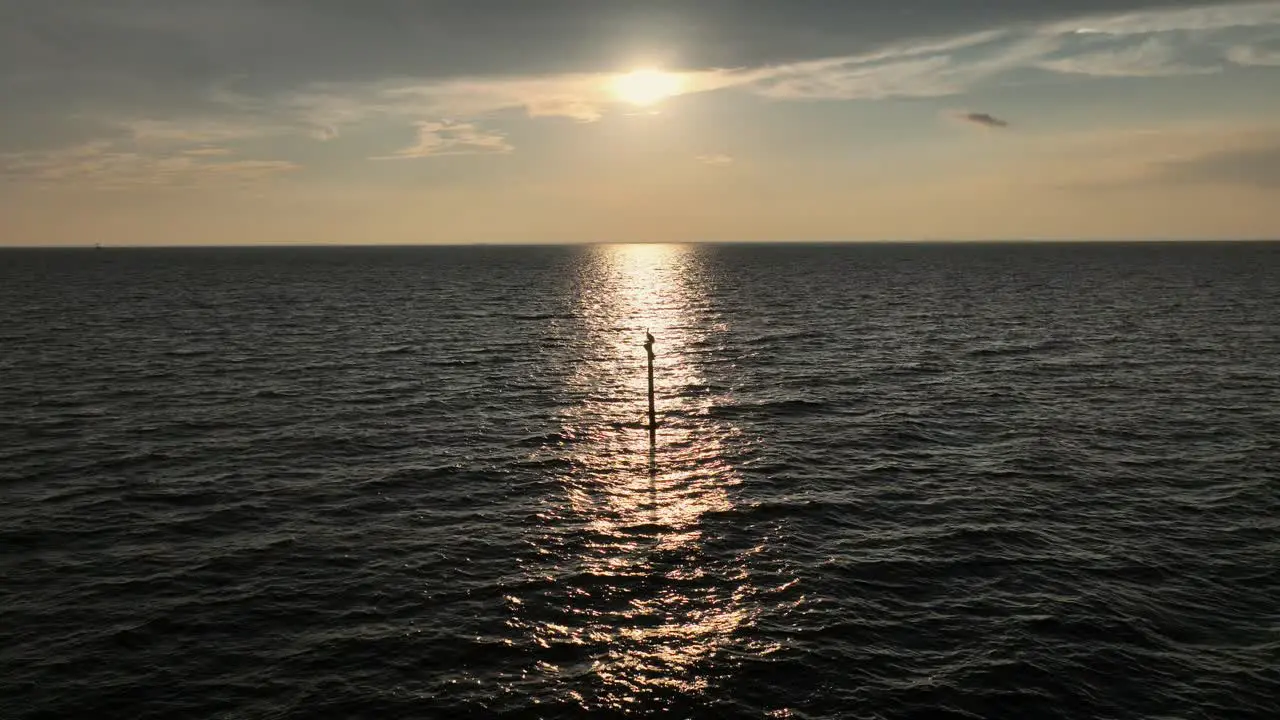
[514,243,760,711]
[565,244,734,548]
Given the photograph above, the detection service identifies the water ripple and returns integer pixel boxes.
[1,243,1278,718]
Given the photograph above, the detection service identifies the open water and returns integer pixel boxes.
[2,242,1278,719]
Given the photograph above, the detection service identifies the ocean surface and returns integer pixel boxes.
[2,242,1278,719]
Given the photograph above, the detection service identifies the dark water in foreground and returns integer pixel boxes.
[2,243,1278,719]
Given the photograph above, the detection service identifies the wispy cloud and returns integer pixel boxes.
[182,147,232,156]
[158,26,1040,142]
[697,154,735,166]
[1,141,297,189]
[8,1,1280,175]
[1227,43,1280,66]
[124,118,269,144]
[1045,1,1280,36]
[699,33,1058,101]
[373,120,512,159]
[279,1,1271,120]
[957,112,1011,128]
[751,55,959,100]
[1038,38,1220,77]
[372,74,613,122]
[278,73,612,141]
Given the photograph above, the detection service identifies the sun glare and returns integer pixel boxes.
[612,69,683,106]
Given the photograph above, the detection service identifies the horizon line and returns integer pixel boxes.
[3,238,1279,249]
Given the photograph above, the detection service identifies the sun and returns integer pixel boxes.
[612,69,683,106]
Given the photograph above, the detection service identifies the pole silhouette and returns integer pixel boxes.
[644,330,656,441]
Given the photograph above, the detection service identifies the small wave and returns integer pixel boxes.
[511,457,577,473]
[369,344,415,355]
[967,338,1072,358]
[249,388,297,398]
[745,329,823,345]
[513,429,582,447]
[675,382,725,397]
[423,358,481,367]
[361,464,495,492]
[709,398,831,419]
[510,312,576,321]
[166,347,216,357]
[887,361,948,375]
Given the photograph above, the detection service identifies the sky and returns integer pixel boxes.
[2,0,1280,245]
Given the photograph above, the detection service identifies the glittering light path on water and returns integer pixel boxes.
[512,244,777,713]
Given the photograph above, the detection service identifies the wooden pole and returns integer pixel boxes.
[644,330,656,440]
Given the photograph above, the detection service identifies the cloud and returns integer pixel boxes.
[697,154,735,166]
[1038,38,1221,77]
[752,55,959,100]
[124,118,269,144]
[3,0,1279,177]
[524,97,603,123]
[957,112,1010,128]
[5,1,1255,94]
[1227,43,1280,66]
[377,74,613,121]
[271,5,1277,117]
[182,147,232,156]
[309,125,340,141]
[0,141,297,189]
[273,73,617,143]
[373,120,513,159]
[265,1,1261,122]
[246,3,1256,131]
[729,34,1062,100]
[1044,1,1280,35]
